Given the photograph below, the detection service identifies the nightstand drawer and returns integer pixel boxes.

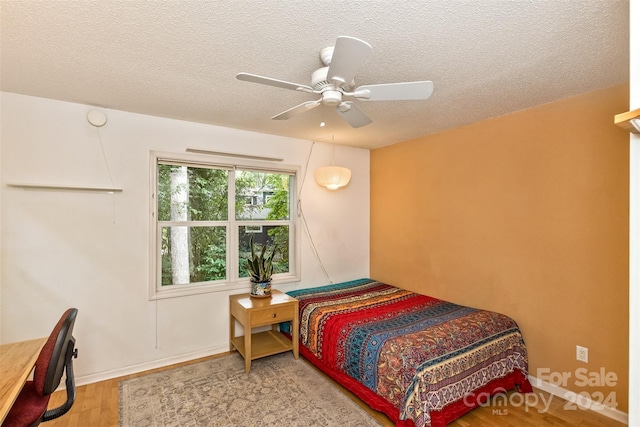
[251,305,294,325]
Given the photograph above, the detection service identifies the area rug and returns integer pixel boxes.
[119,352,383,427]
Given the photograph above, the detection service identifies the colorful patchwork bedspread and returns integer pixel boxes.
[287,279,530,427]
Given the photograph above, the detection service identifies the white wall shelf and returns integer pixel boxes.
[7,182,123,193]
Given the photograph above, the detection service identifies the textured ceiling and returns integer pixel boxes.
[0,1,629,149]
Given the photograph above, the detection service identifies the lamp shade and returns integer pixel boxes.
[314,166,352,190]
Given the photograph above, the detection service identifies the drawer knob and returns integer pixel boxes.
[272,313,277,318]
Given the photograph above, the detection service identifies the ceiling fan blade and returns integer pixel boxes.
[272,100,321,120]
[335,102,372,128]
[237,72,313,93]
[353,81,434,101]
[326,36,372,86]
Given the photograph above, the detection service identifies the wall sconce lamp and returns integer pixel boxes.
[614,108,640,134]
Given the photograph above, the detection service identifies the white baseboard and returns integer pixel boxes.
[529,375,628,425]
[73,345,230,387]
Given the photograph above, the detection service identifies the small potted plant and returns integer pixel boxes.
[246,235,277,298]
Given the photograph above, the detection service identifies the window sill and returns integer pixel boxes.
[149,275,300,300]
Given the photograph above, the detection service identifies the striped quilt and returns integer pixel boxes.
[287,279,531,427]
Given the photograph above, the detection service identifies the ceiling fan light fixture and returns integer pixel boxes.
[314,166,351,190]
[322,90,342,106]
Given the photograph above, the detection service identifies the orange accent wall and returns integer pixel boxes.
[371,85,629,411]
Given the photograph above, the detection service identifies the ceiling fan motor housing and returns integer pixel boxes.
[320,46,334,66]
[311,66,331,91]
[312,66,354,92]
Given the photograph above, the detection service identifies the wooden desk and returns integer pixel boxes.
[0,337,47,423]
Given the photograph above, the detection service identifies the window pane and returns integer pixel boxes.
[158,164,228,221]
[238,225,289,278]
[161,226,226,286]
[235,170,290,220]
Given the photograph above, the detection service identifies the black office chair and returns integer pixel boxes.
[2,308,79,427]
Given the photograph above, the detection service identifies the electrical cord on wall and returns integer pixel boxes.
[298,141,333,285]
[94,123,118,224]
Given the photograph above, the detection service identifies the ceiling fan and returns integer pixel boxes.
[236,36,434,128]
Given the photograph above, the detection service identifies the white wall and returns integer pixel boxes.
[628,1,639,425]
[0,92,370,384]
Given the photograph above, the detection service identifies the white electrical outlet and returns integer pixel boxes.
[576,345,589,363]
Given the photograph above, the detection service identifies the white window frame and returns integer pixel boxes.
[149,151,300,300]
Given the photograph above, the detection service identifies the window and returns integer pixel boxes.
[150,152,299,299]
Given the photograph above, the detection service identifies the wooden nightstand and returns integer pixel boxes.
[229,289,299,372]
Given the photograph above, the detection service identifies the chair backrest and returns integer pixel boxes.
[33,308,78,396]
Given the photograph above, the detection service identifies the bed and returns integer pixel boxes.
[284,278,532,427]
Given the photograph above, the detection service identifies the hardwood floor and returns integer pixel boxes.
[44,352,625,427]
